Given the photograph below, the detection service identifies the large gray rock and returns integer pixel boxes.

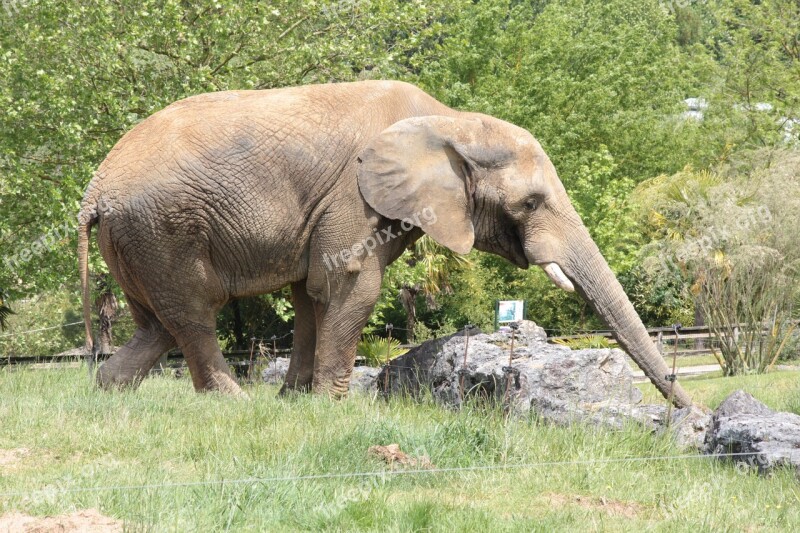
[261,358,380,393]
[705,390,800,473]
[349,366,381,394]
[378,327,481,396]
[261,357,291,386]
[379,321,655,427]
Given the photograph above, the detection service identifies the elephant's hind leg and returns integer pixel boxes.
[97,298,177,390]
[280,281,317,394]
[160,308,245,397]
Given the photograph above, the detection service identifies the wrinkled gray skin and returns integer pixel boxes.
[78,80,692,407]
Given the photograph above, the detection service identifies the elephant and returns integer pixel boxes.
[77,80,693,408]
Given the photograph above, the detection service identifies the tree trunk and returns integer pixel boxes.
[231,299,246,350]
[399,284,419,344]
[95,274,118,355]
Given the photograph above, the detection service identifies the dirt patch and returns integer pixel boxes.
[368,444,434,469]
[546,492,644,518]
[0,509,122,532]
[0,448,30,472]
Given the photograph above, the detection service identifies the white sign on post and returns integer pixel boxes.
[497,300,525,323]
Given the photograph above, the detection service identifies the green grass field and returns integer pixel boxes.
[1,367,800,532]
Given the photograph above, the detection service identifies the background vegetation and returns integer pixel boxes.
[1,0,799,355]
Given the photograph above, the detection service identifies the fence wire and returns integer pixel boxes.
[0,452,765,500]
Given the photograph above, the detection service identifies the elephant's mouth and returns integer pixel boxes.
[540,262,575,292]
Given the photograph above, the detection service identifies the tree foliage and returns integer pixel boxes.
[1,0,799,351]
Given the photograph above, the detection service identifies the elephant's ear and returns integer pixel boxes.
[357,116,490,255]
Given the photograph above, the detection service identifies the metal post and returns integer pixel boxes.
[459,324,473,401]
[248,337,256,380]
[666,323,682,425]
[384,323,393,394]
[503,322,519,408]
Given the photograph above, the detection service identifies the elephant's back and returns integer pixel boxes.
[87,81,451,215]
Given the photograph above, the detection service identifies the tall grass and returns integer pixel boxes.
[0,368,799,531]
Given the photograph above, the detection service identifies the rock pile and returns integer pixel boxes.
[379,321,652,426]
[260,321,800,473]
[704,390,800,473]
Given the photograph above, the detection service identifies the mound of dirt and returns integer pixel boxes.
[368,444,434,469]
[0,509,122,532]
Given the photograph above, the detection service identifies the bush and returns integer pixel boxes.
[634,150,800,375]
[356,334,408,367]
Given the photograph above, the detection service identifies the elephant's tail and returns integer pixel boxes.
[78,208,98,354]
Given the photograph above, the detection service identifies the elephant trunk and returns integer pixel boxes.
[562,228,693,408]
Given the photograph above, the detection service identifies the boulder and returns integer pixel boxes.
[261,357,291,386]
[378,327,481,396]
[704,390,800,473]
[378,321,654,427]
[261,357,380,393]
[349,366,381,394]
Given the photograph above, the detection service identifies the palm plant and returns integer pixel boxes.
[398,236,472,342]
[356,334,408,367]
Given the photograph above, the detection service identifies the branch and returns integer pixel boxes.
[278,16,309,41]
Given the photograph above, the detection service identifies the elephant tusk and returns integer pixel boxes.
[541,263,575,292]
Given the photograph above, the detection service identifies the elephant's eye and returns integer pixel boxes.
[524,198,539,211]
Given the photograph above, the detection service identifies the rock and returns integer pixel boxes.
[704,390,800,473]
[668,405,712,451]
[349,366,381,394]
[377,327,481,396]
[261,357,291,385]
[261,357,380,393]
[380,321,650,427]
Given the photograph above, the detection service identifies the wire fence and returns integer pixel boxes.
[0,320,83,338]
[0,451,768,500]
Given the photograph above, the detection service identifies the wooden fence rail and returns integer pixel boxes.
[4,322,796,368]
[547,323,786,358]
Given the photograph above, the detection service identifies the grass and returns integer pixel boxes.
[638,368,800,409]
[1,368,799,531]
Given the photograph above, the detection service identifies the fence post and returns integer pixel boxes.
[656,331,663,355]
[384,323,393,394]
[666,323,682,426]
[458,324,473,402]
[503,322,519,413]
[248,337,256,379]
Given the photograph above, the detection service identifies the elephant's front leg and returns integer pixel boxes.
[280,280,316,394]
[309,266,383,397]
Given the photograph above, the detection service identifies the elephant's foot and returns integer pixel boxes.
[312,376,351,399]
[278,382,312,396]
[278,370,313,396]
[95,326,175,391]
[96,362,145,391]
[195,370,249,399]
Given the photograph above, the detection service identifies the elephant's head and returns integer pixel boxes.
[357,115,693,408]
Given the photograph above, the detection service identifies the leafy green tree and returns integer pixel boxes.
[0,0,462,340]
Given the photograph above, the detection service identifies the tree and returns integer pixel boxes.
[634,150,800,374]
[93,273,118,355]
[0,0,463,331]
[0,288,12,331]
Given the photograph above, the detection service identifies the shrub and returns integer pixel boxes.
[356,334,408,367]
